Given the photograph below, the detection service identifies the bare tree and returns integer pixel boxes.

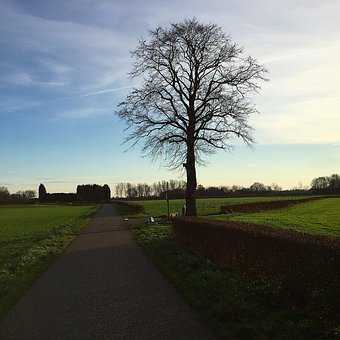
[249,182,268,192]
[0,186,10,202]
[21,190,36,200]
[270,183,282,192]
[117,18,267,215]
[136,183,144,197]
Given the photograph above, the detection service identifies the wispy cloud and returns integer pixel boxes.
[3,72,35,86]
[81,86,133,97]
[52,107,110,120]
[1,0,340,144]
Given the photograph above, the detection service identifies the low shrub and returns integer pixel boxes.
[173,217,340,315]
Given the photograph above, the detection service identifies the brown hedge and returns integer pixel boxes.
[172,217,340,304]
[220,196,322,214]
[113,201,144,214]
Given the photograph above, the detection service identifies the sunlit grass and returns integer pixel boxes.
[210,198,340,237]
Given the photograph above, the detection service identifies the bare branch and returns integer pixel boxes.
[116,18,267,169]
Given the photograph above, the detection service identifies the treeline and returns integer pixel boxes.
[39,184,111,202]
[196,182,283,197]
[4,174,339,204]
[114,180,186,199]
[114,181,286,199]
[0,186,36,203]
[77,184,111,201]
[310,174,340,193]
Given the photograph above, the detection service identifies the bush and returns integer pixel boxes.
[173,217,340,312]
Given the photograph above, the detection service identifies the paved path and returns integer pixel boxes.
[0,204,214,340]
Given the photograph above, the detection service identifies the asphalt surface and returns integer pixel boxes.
[0,204,214,340]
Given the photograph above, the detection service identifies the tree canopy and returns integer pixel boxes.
[117,18,267,215]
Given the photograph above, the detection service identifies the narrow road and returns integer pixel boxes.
[0,204,214,340]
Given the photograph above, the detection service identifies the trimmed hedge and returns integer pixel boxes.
[113,200,144,215]
[220,196,323,214]
[173,217,340,308]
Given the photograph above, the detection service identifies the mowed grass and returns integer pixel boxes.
[131,196,311,216]
[211,198,340,237]
[0,204,96,319]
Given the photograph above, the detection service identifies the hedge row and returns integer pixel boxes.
[220,196,322,214]
[113,200,144,215]
[172,217,340,308]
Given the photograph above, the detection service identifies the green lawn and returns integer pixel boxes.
[210,197,340,237]
[130,196,311,217]
[0,204,96,319]
[135,225,339,339]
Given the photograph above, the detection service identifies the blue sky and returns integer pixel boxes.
[1,0,340,193]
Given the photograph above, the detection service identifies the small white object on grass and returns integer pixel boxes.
[144,216,155,224]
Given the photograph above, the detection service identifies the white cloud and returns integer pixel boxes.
[0,2,134,94]
[1,0,340,143]
[252,39,340,144]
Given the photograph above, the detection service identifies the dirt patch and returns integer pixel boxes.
[220,197,323,214]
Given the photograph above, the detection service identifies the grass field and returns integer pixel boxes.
[0,204,96,319]
[210,197,340,237]
[130,196,312,217]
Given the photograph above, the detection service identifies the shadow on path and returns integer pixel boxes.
[0,204,214,340]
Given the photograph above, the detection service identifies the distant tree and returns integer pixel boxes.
[270,183,282,191]
[143,183,152,197]
[231,185,242,192]
[26,190,36,199]
[197,184,205,193]
[77,184,110,201]
[115,183,126,198]
[328,174,340,192]
[103,184,111,201]
[125,183,133,199]
[221,186,231,193]
[16,190,36,200]
[136,183,144,197]
[249,182,267,192]
[0,186,10,202]
[38,184,47,201]
[114,183,120,198]
[311,177,329,191]
[117,18,267,216]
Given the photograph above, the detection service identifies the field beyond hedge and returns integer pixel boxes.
[0,204,96,319]
[130,195,312,217]
[211,197,340,237]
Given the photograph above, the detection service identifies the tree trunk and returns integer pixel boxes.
[185,139,197,216]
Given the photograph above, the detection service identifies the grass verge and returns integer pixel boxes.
[135,224,340,340]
